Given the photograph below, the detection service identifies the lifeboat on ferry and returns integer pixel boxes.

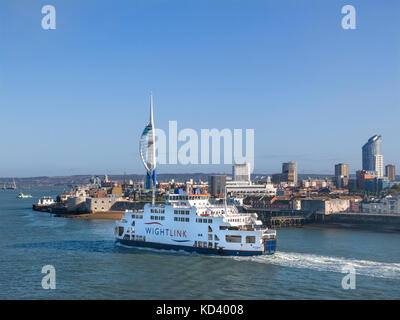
[200,213,210,217]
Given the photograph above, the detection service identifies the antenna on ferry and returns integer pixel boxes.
[224,185,228,214]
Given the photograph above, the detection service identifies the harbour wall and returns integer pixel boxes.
[311,212,400,232]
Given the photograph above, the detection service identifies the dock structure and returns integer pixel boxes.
[269,216,305,228]
[243,205,310,228]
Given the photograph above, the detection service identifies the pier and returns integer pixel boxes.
[243,206,310,228]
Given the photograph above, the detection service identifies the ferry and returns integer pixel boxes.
[115,193,277,256]
[115,93,277,256]
[35,196,55,206]
[17,193,32,199]
[32,196,55,212]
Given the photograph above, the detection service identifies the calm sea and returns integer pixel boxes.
[1,187,399,299]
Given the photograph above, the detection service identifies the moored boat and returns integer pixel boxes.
[32,196,55,211]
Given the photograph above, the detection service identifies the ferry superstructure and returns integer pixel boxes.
[115,193,277,256]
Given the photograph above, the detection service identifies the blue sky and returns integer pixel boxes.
[1,0,399,177]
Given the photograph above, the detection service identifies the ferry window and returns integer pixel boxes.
[118,227,124,236]
[208,219,212,223]
[226,235,242,243]
[208,226,212,232]
[131,221,135,226]
[185,218,189,222]
[214,235,220,241]
[208,242,212,248]
[208,234,212,240]
[246,236,256,243]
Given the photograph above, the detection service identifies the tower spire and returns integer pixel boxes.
[139,92,157,206]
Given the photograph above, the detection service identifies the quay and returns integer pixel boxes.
[311,212,400,232]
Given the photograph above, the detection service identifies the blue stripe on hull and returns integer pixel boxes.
[116,239,275,256]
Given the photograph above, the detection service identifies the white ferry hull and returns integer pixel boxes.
[116,238,276,256]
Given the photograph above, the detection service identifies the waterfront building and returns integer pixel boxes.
[272,165,295,185]
[226,178,277,197]
[300,197,360,215]
[300,178,332,190]
[356,170,378,190]
[282,162,298,184]
[362,135,384,178]
[232,163,251,183]
[361,194,400,214]
[386,164,396,181]
[208,175,227,196]
[334,163,349,188]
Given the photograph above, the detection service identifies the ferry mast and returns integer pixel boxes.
[139,93,157,206]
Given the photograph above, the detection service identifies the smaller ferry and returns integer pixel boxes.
[32,196,55,212]
[36,196,55,205]
[17,193,32,199]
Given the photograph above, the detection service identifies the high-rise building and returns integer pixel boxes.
[232,163,251,183]
[362,135,383,178]
[208,175,226,197]
[282,162,298,184]
[386,164,396,181]
[334,163,349,188]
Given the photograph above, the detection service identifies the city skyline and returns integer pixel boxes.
[1,0,400,177]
